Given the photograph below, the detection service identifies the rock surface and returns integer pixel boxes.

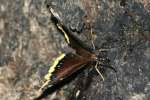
[0,0,149,100]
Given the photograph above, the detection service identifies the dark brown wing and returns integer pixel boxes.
[37,53,92,99]
[47,53,91,83]
[39,53,91,92]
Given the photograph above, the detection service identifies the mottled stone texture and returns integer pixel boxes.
[0,0,149,100]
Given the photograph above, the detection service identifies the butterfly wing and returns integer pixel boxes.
[40,53,91,91]
[50,8,94,58]
[47,53,90,82]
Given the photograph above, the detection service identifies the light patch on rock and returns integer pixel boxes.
[23,0,32,17]
[144,48,150,60]
[30,18,40,34]
[0,4,6,12]
[0,19,4,31]
[129,93,146,100]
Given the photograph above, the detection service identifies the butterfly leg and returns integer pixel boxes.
[90,29,96,51]
[95,61,105,81]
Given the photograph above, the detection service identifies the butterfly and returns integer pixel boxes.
[38,7,116,97]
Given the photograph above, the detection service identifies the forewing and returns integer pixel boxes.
[50,8,93,57]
